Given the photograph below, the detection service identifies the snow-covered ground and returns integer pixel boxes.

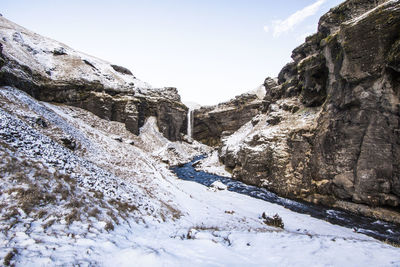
[1,87,400,266]
[194,150,232,177]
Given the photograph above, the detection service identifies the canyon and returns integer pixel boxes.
[1,0,400,265]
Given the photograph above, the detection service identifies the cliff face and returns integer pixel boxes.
[192,84,268,146]
[0,17,187,141]
[219,0,400,221]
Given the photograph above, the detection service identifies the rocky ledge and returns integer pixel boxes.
[0,17,187,141]
[192,84,268,146]
[219,0,400,222]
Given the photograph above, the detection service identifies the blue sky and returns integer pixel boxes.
[2,0,343,105]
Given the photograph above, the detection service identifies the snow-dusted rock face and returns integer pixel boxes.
[219,0,400,222]
[193,85,267,146]
[0,16,187,141]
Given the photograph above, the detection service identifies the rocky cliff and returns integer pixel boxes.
[0,17,187,141]
[218,0,400,222]
[192,84,268,146]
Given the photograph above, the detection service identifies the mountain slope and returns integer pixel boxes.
[0,16,187,141]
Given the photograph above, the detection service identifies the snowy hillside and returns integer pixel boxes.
[0,16,150,91]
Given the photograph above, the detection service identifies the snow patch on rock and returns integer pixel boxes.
[194,150,232,177]
[210,180,228,191]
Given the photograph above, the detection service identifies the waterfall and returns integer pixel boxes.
[187,109,193,139]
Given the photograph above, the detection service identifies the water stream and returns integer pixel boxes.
[171,155,400,244]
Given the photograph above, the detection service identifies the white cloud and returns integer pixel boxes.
[267,0,327,38]
[263,25,269,33]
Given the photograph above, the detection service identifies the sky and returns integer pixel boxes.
[2,0,344,105]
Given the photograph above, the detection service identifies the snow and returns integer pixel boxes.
[183,101,202,110]
[196,89,264,114]
[220,119,254,158]
[1,12,400,264]
[343,0,399,26]
[247,84,266,99]
[210,180,228,191]
[195,150,232,177]
[219,98,320,174]
[1,86,399,266]
[0,16,150,91]
[137,116,211,166]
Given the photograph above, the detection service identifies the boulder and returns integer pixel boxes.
[111,64,134,76]
[210,180,228,191]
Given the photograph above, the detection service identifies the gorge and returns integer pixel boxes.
[1,0,400,266]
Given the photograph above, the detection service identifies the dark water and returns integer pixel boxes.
[171,155,400,244]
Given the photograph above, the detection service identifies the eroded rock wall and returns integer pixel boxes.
[193,85,269,146]
[219,0,400,220]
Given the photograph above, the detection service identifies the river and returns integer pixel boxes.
[171,155,400,244]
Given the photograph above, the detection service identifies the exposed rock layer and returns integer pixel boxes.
[193,86,268,146]
[219,0,400,221]
[0,17,187,141]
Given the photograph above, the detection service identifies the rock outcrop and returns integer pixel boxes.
[193,84,268,146]
[0,16,187,141]
[219,0,400,222]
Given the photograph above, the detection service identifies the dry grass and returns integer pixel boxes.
[42,219,56,230]
[106,210,119,224]
[90,189,104,199]
[383,239,400,248]
[67,199,84,209]
[10,187,57,215]
[65,208,81,225]
[0,141,147,235]
[53,183,70,201]
[104,221,114,232]
[161,201,182,221]
[262,213,284,229]
[108,199,138,214]
[192,225,221,231]
[3,248,17,266]
[88,207,101,218]
[2,207,20,221]
[0,151,83,230]
[36,209,47,219]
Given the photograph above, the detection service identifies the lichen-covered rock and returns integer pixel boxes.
[297,53,328,107]
[387,38,400,72]
[318,0,388,36]
[310,0,400,208]
[219,0,400,222]
[220,98,316,199]
[0,16,187,141]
